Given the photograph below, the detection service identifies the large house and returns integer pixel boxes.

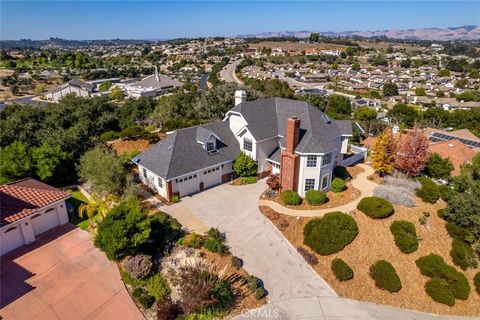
[44,79,95,102]
[0,179,70,255]
[133,91,353,200]
[125,67,183,98]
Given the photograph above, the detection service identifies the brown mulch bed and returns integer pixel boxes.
[259,198,480,317]
[110,138,153,155]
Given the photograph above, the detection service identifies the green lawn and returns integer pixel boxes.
[66,189,100,230]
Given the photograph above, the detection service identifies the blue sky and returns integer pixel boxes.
[1,1,479,40]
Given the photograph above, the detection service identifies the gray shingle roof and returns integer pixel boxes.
[130,74,182,90]
[135,121,239,180]
[231,97,350,154]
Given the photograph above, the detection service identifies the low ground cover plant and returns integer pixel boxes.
[369,260,402,292]
[390,221,418,254]
[373,175,420,207]
[330,177,346,193]
[304,212,358,255]
[425,278,456,306]
[280,190,302,205]
[357,196,394,219]
[203,228,229,254]
[416,177,440,204]
[297,247,318,265]
[245,275,267,300]
[305,189,328,205]
[415,254,470,304]
[123,254,153,279]
[331,258,354,281]
[446,222,475,244]
[240,176,257,184]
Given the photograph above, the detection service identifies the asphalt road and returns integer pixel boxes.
[220,59,244,85]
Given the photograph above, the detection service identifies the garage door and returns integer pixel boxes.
[178,174,199,197]
[31,208,59,236]
[1,225,25,255]
[203,167,222,189]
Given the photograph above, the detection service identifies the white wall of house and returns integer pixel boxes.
[238,128,257,160]
[296,151,337,196]
[138,165,168,199]
[0,200,68,256]
[45,85,91,102]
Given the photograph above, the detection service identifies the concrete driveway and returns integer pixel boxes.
[163,181,476,320]
[163,181,337,301]
[0,224,143,320]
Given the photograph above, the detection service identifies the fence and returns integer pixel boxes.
[341,145,367,167]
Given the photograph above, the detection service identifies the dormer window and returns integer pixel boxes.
[206,141,215,152]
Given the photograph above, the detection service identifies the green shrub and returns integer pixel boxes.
[280,190,302,205]
[474,273,480,295]
[330,177,346,193]
[233,152,257,177]
[415,254,470,300]
[231,256,243,269]
[305,189,328,205]
[203,237,227,254]
[331,258,354,281]
[369,260,402,293]
[132,287,155,309]
[245,275,262,291]
[146,273,170,300]
[357,196,394,219]
[183,232,204,248]
[437,208,447,219]
[438,185,455,202]
[170,194,180,203]
[120,125,146,139]
[333,166,351,180]
[446,223,475,244]
[425,278,456,306]
[304,212,358,255]
[416,177,440,204]
[100,130,120,142]
[390,221,418,254]
[121,269,146,288]
[450,239,478,270]
[240,176,257,184]
[254,287,267,300]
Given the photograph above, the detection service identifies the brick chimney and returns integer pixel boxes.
[285,117,301,154]
[280,117,301,191]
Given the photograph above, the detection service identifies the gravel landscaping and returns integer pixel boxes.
[259,195,479,316]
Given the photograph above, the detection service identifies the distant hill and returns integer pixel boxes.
[239,25,480,41]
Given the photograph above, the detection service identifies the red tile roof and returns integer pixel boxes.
[0,178,70,227]
[428,140,477,176]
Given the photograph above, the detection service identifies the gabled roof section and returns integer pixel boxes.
[195,127,221,144]
[134,121,239,180]
[232,97,348,154]
[0,178,70,227]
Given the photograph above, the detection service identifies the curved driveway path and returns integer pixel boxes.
[220,59,244,85]
[259,163,377,217]
[163,172,475,320]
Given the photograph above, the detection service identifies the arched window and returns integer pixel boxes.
[45,208,56,213]
[5,226,18,233]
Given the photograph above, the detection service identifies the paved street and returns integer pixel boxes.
[220,59,244,85]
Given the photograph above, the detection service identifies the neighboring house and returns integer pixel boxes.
[44,79,95,102]
[428,140,477,176]
[0,178,70,255]
[134,91,353,200]
[126,67,183,98]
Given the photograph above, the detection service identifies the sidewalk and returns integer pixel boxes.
[258,164,377,217]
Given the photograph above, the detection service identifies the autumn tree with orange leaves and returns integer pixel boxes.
[371,129,397,175]
[395,128,429,177]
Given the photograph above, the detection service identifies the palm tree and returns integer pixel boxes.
[78,202,99,228]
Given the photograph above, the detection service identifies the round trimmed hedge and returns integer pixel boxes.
[305,189,328,205]
[357,196,394,219]
[280,190,302,205]
[416,177,440,204]
[331,258,354,281]
[330,178,346,193]
[450,239,478,270]
[303,212,358,256]
[474,272,480,295]
[425,278,456,306]
[390,221,418,254]
[369,260,402,293]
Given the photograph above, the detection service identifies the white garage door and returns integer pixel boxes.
[203,166,222,189]
[31,208,59,236]
[178,174,199,197]
[1,225,25,255]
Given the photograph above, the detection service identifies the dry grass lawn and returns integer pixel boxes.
[109,138,153,155]
[260,197,480,316]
